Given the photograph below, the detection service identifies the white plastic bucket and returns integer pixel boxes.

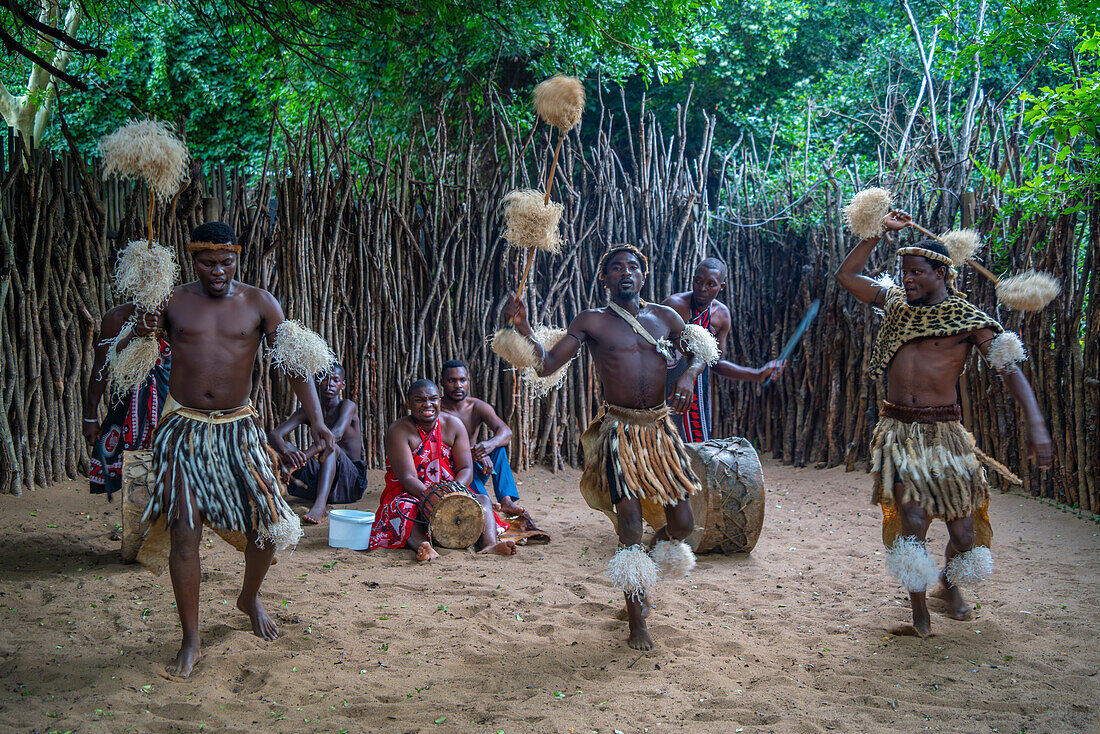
[328,509,375,550]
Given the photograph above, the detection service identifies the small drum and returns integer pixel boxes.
[422,481,484,550]
[121,450,156,563]
[683,438,766,554]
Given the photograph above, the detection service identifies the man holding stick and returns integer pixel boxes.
[502,244,719,650]
[835,209,1052,636]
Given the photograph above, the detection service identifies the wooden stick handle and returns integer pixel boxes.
[905,220,999,284]
[146,187,155,248]
[543,130,565,206]
[516,248,536,299]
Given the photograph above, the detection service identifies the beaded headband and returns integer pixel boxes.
[897,246,951,266]
[187,241,241,253]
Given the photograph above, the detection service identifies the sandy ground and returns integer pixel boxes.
[1,459,1098,734]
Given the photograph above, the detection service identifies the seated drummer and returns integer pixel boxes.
[368,379,516,562]
[438,359,543,532]
[269,363,367,524]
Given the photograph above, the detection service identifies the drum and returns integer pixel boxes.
[121,450,156,563]
[683,438,766,554]
[422,481,484,549]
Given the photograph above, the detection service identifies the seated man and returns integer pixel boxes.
[270,363,367,524]
[438,359,534,522]
[368,379,516,561]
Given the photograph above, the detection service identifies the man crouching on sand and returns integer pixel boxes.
[367,379,516,560]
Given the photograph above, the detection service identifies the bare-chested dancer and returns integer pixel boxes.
[126,221,336,678]
[835,209,1052,636]
[663,257,783,441]
[503,244,717,650]
[367,379,516,561]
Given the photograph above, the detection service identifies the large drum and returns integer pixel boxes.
[121,450,156,563]
[683,438,766,554]
[422,481,484,549]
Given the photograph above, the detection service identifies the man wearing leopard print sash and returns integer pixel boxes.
[835,208,1052,637]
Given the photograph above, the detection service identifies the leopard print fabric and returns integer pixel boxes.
[868,287,1003,378]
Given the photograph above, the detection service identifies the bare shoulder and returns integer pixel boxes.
[341,398,359,415]
[471,397,501,420]
[662,291,691,315]
[385,416,415,441]
[644,302,684,329]
[710,299,732,325]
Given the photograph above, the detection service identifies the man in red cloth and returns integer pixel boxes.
[368,379,515,561]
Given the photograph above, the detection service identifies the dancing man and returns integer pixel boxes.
[368,379,516,561]
[502,244,719,650]
[124,222,335,677]
[835,210,1052,636]
[663,257,783,441]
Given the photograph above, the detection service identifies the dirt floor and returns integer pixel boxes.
[1,458,1098,734]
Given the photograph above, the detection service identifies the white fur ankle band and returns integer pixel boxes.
[270,320,337,379]
[651,540,697,579]
[885,536,941,593]
[607,545,659,602]
[944,546,993,587]
[681,324,720,365]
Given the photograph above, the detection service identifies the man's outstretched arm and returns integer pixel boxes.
[974,328,1053,468]
[834,209,911,305]
[501,292,586,376]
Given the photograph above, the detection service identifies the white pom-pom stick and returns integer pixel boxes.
[996,270,1062,311]
[270,320,336,379]
[944,546,993,587]
[885,536,941,593]
[986,331,1028,371]
[607,544,659,602]
[843,187,894,239]
[107,326,161,401]
[502,189,564,254]
[533,75,586,132]
[650,540,697,579]
[681,323,720,365]
[99,119,190,202]
[520,325,575,397]
[113,239,179,311]
[940,229,982,266]
[491,327,540,369]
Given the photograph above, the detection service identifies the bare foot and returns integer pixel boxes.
[302,506,326,525]
[499,498,527,517]
[416,541,440,563]
[236,594,279,640]
[889,623,934,638]
[932,582,973,620]
[479,540,517,556]
[165,639,201,678]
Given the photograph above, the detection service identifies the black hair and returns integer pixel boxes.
[597,244,649,280]
[330,362,345,377]
[696,257,728,279]
[407,378,438,397]
[441,359,468,377]
[190,221,238,249]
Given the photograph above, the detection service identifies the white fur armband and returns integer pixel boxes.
[608,545,659,602]
[270,320,336,379]
[885,536,941,593]
[986,331,1027,372]
[106,324,161,401]
[944,546,993,587]
[681,323,719,366]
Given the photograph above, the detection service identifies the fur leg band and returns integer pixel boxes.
[270,320,337,379]
[608,544,659,602]
[986,332,1027,372]
[944,546,993,587]
[885,536,941,593]
[651,540,696,579]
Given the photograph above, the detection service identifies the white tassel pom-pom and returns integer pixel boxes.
[843,187,893,239]
[99,119,190,202]
[996,270,1062,312]
[491,327,540,369]
[608,545,659,602]
[520,325,573,397]
[681,323,720,365]
[941,229,982,266]
[113,239,179,311]
[106,326,161,401]
[270,320,337,379]
[944,546,993,587]
[651,540,696,579]
[501,189,564,253]
[533,75,586,131]
[986,331,1028,372]
[885,536,941,593]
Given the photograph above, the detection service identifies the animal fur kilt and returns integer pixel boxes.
[870,401,1020,549]
[579,403,701,532]
[137,395,303,574]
